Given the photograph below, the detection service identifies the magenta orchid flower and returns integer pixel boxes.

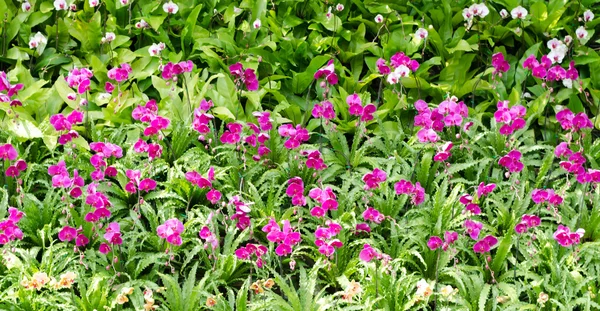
[362,168,387,190]
[301,150,327,171]
[278,124,310,149]
[157,218,184,246]
[553,225,584,247]
[473,235,498,253]
[498,149,524,173]
[494,100,526,136]
[229,62,259,91]
[262,218,301,257]
[312,100,336,120]
[394,179,425,205]
[235,243,268,268]
[491,52,510,77]
[314,59,338,85]
[464,219,483,240]
[229,196,251,230]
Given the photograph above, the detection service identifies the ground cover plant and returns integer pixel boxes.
[0,0,600,310]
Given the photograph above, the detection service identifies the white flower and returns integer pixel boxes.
[415,28,428,39]
[135,19,149,29]
[562,78,573,89]
[374,14,384,23]
[463,8,473,20]
[67,93,77,101]
[234,7,242,14]
[584,9,594,22]
[336,4,344,11]
[547,38,564,51]
[440,285,454,297]
[470,3,489,18]
[576,26,588,41]
[70,3,76,11]
[511,6,527,19]
[564,35,573,45]
[253,19,261,29]
[386,71,400,84]
[54,0,67,10]
[394,64,410,78]
[163,1,179,14]
[29,32,47,51]
[326,7,333,20]
[120,0,128,5]
[89,0,99,7]
[22,1,31,12]
[148,43,164,56]
[415,279,433,298]
[101,32,116,44]
[548,49,566,64]
[499,9,508,19]
[97,93,111,101]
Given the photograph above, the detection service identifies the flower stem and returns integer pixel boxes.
[433,248,441,310]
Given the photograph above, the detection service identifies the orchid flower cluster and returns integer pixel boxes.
[48,160,84,198]
[107,63,132,84]
[514,214,541,234]
[362,207,384,224]
[124,170,157,193]
[50,110,84,145]
[556,108,593,133]
[473,235,498,253]
[459,182,496,215]
[199,226,219,250]
[498,150,524,174]
[414,97,468,143]
[132,99,171,137]
[312,100,336,120]
[376,52,420,85]
[185,167,222,205]
[84,183,113,222]
[491,52,510,78]
[531,189,563,206]
[89,142,122,181]
[245,116,272,161]
[523,52,579,89]
[157,218,184,246]
[394,179,425,205]
[58,225,89,248]
[161,61,193,81]
[347,94,376,123]
[359,243,389,263]
[262,218,301,257]
[0,71,24,108]
[308,186,338,218]
[494,100,526,136]
[66,68,93,96]
[0,207,24,245]
[229,196,251,230]
[462,3,489,29]
[301,150,327,171]
[192,99,214,137]
[235,243,268,268]
[362,168,387,190]
[229,63,259,91]
[278,124,310,149]
[286,177,307,206]
[427,231,458,251]
[0,144,27,178]
[314,60,338,87]
[553,225,585,247]
[314,221,343,257]
[131,101,165,161]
